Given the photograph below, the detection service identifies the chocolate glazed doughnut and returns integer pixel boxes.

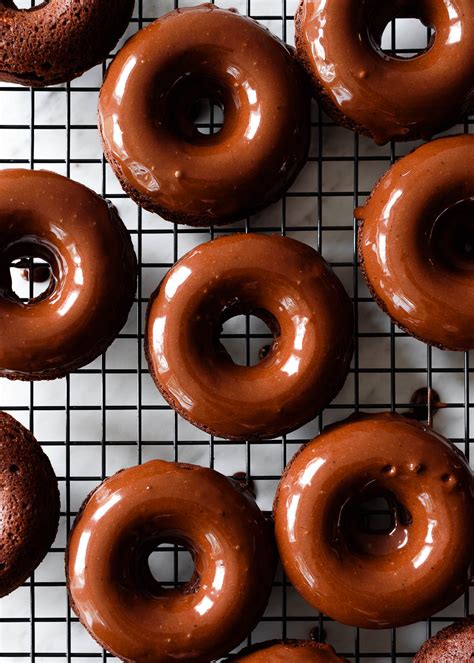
[0,0,134,87]
[145,234,353,441]
[414,616,474,662]
[0,169,137,380]
[99,4,311,226]
[274,413,474,629]
[227,640,349,661]
[357,135,474,351]
[66,460,276,663]
[295,0,474,144]
[0,411,59,597]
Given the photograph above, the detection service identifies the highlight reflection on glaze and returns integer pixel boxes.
[274,412,474,629]
[98,4,311,226]
[358,135,474,351]
[67,460,276,662]
[296,0,474,144]
[145,233,354,440]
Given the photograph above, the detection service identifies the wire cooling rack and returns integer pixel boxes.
[0,1,473,661]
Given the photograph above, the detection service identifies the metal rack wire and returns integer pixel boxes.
[0,1,472,661]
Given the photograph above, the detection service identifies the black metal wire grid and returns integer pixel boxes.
[0,1,473,661]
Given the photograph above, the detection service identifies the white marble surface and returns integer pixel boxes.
[0,4,473,661]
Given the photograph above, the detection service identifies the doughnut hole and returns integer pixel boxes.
[112,533,199,598]
[337,485,413,557]
[189,97,225,136]
[220,312,276,366]
[1,239,57,304]
[8,257,52,302]
[365,1,435,60]
[158,66,241,147]
[148,542,195,590]
[429,199,474,272]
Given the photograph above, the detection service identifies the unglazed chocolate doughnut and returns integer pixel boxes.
[357,135,474,351]
[145,234,353,440]
[0,411,59,597]
[0,0,134,87]
[67,460,276,663]
[414,616,474,662]
[228,640,349,661]
[274,412,474,629]
[0,169,137,380]
[98,4,311,226]
[295,0,474,144]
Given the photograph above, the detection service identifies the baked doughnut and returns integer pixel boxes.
[67,460,276,662]
[414,616,474,662]
[98,4,310,226]
[357,135,474,351]
[274,412,474,629]
[145,233,353,440]
[228,640,349,661]
[0,0,134,87]
[0,411,59,597]
[295,0,474,144]
[0,169,137,380]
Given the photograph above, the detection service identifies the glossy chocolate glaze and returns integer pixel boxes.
[357,135,474,351]
[229,640,349,662]
[274,412,474,629]
[414,615,474,662]
[66,460,276,663]
[145,234,354,441]
[0,0,134,87]
[0,169,137,380]
[0,411,59,597]
[98,4,311,226]
[295,0,474,144]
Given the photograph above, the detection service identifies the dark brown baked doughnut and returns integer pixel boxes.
[357,135,474,351]
[98,4,311,226]
[414,616,474,662]
[0,169,137,380]
[66,460,276,662]
[227,640,349,661]
[274,412,474,629]
[295,0,474,144]
[0,0,134,87]
[145,233,353,441]
[0,411,59,598]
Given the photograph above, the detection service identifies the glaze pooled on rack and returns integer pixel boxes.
[0,0,134,87]
[0,411,59,598]
[67,460,276,663]
[228,640,349,661]
[274,412,474,629]
[145,233,353,440]
[0,169,137,380]
[295,0,474,144]
[414,616,474,662]
[357,134,474,351]
[99,4,311,226]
